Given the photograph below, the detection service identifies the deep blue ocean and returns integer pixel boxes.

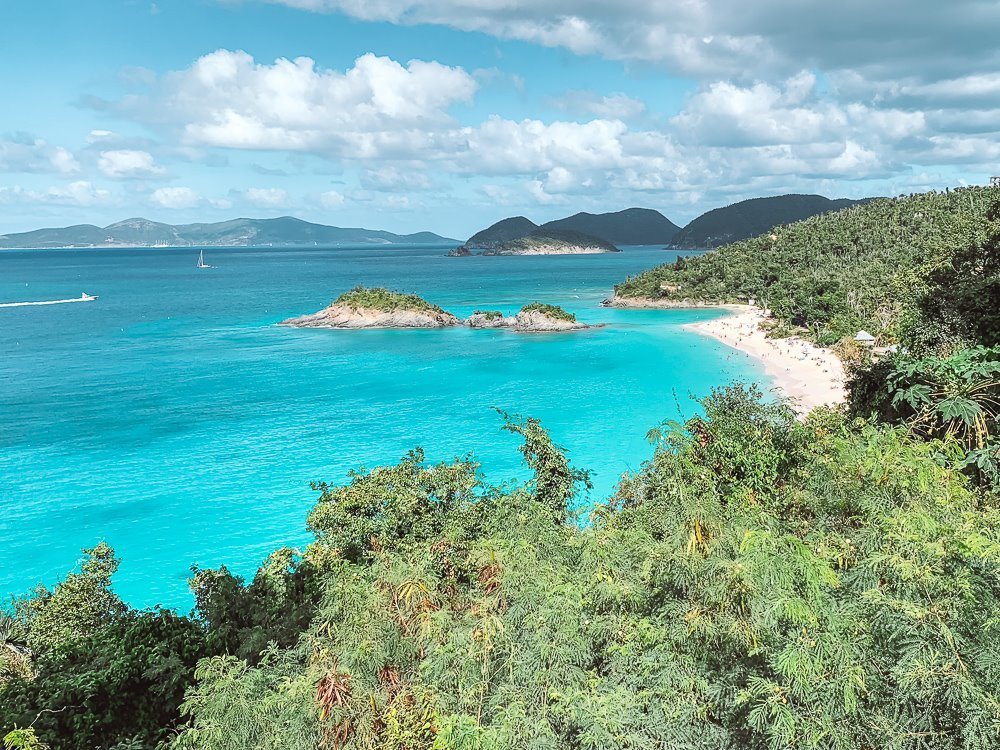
[0,243,767,610]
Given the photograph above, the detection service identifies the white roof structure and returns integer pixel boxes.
[854,330,876,342]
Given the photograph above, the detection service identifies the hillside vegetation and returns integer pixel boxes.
[520,302,576,322]
[334,287,446,315]
[3,389,999,750]
[668,194,870,250]
[459,208,678,250]
[463,217,539,248]
[539,208,680,245]
[482,229,620,255]
[617,187,999,347]
[617,186,1000,486]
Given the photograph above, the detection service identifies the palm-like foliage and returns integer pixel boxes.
[889,347,1000,447]
[850,346,1000,485]
[0,616,32,682]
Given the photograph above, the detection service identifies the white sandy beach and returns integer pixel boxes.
[686,305,847,416]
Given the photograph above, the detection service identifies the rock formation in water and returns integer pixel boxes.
[282,289,593,332]
[467,304,593,332]
[280,287,461,329]
[481,229,620,256]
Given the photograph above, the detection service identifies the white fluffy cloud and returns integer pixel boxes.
[318,189,345,208]
[0,181,113,207]
[0,136,80,175]
[98,149,167,179]
[86,4,999,219]
[101,49,992,210]
[244,187,289,207]
[151,186,202,209]
[127,50,477,156]
[40,181,113,206]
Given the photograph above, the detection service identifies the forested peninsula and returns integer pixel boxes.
[3,187,1000,750]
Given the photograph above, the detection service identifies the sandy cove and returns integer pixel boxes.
[685,305,847,416]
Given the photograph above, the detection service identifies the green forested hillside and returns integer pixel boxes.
[3,390,999,750]
[615,186,1000,485]
[617,187,1000,347]
[459,208,679,250]
[462,217,539,248]
[538,208,680,244]
[668,194,870,249]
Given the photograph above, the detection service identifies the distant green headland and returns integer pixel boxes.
[608,186,998,348]
[452,207,677,255]
[667,194,873,249]
[0,217,458,249]
[451,195,873,257]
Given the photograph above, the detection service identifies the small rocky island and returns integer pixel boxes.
[280,287,461,329]
[452,228,621,256]
[282,288,594,332]
[467,303,594,332]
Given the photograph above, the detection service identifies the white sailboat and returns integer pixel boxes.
[197,250,214,269]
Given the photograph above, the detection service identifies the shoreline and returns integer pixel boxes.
[683,305,847,415]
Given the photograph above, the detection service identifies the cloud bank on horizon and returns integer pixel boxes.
[1,0,998,236]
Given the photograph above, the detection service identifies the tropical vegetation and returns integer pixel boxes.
[4,387,999,749]
[336,287,447,315]
[4,187,1000,750]
[667,194,867,250]
[471,310,504,320]
[616,186,1000,484]
[615,187,999,347]
[520,303,576,322]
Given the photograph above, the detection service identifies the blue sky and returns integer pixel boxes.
[1,0,997,238]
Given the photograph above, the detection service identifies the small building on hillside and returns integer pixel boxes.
[854,330,876,346]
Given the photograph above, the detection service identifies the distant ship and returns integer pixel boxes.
[197,250,214,269]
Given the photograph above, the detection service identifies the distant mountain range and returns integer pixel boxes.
[461,196,875,255]
[2,195,875,252]
[461,208,680,251]
[668,194,873,249]
[0,217,458,249]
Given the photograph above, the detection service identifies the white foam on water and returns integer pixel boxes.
[0,296,96,308]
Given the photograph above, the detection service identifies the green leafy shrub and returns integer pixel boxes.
[851,346,1000,485]
[167,388,1000,750]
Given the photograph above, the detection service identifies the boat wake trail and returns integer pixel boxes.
[0,294,98,308]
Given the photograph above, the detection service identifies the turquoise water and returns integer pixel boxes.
[0,244,767,609]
